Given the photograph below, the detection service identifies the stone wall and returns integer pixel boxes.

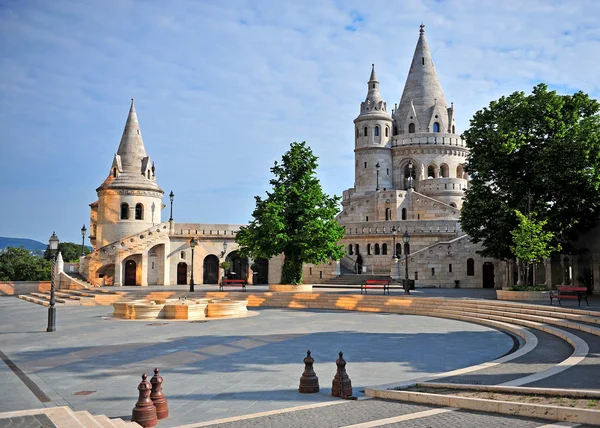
[0,281,51,295]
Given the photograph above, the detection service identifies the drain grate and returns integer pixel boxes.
[73,390,96,396]
[189,320,209,323]
[147,322,169,326]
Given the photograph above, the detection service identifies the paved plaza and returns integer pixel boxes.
[1,288,599,427]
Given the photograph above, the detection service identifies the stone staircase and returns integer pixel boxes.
[18,288,122,307]
[0,406,138,427]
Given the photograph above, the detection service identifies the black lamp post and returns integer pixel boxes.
[47,232,59,332]
[392,225,398,260]
[189,237,197,292]
[408,160,414,189]
[403,231,410,295]
[375,162,380,191]
[169,191,174,221]
[80,224,87,257]
[220,241,228,259]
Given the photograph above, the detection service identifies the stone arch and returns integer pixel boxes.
[177,262,187,285]
[123,255,140,285]
[456,164,464,179]
[427,164,438,179]
[203,255,219,284]
[147,244,165,285]
[408,123,416,133]
[226,251,249,281]
[433,122,440,133]
[96,264,115,286]
[440,163,449,178]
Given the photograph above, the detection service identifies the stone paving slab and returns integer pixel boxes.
[0,414,56,428]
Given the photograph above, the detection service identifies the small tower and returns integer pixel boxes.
[391,25,467,207]
[353,64,393,193]
[90,99,164,249]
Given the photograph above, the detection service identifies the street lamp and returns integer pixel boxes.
[375,162,380,191]
[47,232,59,332]
[403,231,410,295]
[189,237,197,292]
[391,225,398,260]
[169,191,174,221]
[220,241,228,258]
[80,224,87,257]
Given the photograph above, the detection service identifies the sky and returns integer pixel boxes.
[1,0,600,245]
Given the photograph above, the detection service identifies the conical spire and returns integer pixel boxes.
[395,24,448,132]
[358,64,387,117]
[369,63,378,82]
[116,98,148,174]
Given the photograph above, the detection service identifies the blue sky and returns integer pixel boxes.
[1,0,600,245]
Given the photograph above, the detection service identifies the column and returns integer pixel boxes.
[162,248,170,286]
[141,252,148,287]
[114,252,123,286]
[544,257,552,289]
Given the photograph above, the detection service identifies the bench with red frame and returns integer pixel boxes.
[549,286,589,307]
[219,279,246,292]
[360,279,390,295]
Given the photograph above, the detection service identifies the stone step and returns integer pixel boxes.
[94,414,119,427]
[29,292,80,305]
[54,291,84,301]
[73,410,104,427]
[17,295,61,307]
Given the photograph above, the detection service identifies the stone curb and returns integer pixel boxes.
[419,382,600,398]
[365,388,600,426]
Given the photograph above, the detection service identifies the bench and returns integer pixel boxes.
[219,279,246,292]
[360,279,390,295]
[549,286,589,307]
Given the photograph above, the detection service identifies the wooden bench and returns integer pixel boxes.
[219,279,246,292]
[549,286,589,307]
[360,279,390,295]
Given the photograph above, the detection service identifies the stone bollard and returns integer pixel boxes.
[131,374,158,427]
[299,350,320,393]
[331,351,353,398]
[150,368,169,420]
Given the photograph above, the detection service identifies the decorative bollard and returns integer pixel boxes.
[299,350,320,393]
[131,374,158,427]
[331,351,353,398]
[150,368,169,420]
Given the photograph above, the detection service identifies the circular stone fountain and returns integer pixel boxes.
[112,298,249,320]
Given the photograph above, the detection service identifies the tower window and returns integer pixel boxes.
[433,122,440,133]
[385,208,391,221]
[449,264,453,273]
[428,165,436,178]
[467,258,475,276]
[113,168,117,178]
[382,243,387,255]
[364,127,368,137]
[364,162,367,168]
[452,125,456,134]
[374,244,380,255]
[431,268,435,276]
[356,129,359,139]
[396,243,401,256]
[372,84,375,89]
[422,57,425,65]
[385,127,389,137]
[135,203,144,220]
[409,123,415,133]
[375,126,379,137]
[180,251,185,259]
[401,208,407,220]
[120,203,129,220]
[386,168,389,175]
[440,164,449,178]
[393,126,398,136]
[348,244,353,255]
[367,244,371,255]
[415,271,419,280]
[366,216,369,222]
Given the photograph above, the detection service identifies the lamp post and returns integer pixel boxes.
[80,224,87,257]
[189,237,197,292]
[47,232,59,332]
[375,162,380,191]
[403,231,410,295]
[408,160,414,189]
[169,191,174,221]
[220,241,228,259]
[391,225,397,260]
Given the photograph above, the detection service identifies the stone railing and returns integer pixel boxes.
[344,220,461,236]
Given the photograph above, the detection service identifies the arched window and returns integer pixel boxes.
[113,168,117,178]
[364,127,368,137]
[408,123,415,133]
[385,208,391,221]
[433,122,440,133]
[428,165,436,178]
[450,202,457,208]
[367,244,372,255]
[355,244,359,255]
[404,164,416,179]
[180,251,185,259]
[382,243,387,255]
[356,128,359,139]
[348,244,353,255]
[135,203,144,220]
[374,244,380,255]
[440,164,449,178]
[401,208,407,220]
[393,126,398,136]
[396,243,402,256]
[456,165,464,178]
[120,203,129,220]
[467,258,475,276]
[374,126,380,137]
[385,127,389,137]
[452,125,456,134]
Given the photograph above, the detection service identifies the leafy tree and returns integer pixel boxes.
[0,246,51,281]
[236,141,345,284]
[44,242,90,262]
[461,84,600,259]
[510,210,560,285]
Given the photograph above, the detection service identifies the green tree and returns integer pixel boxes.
[44,242,90,262]
[236,141,345,284]
[0,246,51,281]
[510,210,560,286]
[461,84,600,259]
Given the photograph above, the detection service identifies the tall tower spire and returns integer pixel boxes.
[116,98,148,174]
[394,24,451,135]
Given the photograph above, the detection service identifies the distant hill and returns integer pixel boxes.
[0,237,47,251]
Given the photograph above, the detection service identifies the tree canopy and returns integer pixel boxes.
[461,83,600,259]
[0,246,51,281]
[236,141,345,284]
[44,242,90,262]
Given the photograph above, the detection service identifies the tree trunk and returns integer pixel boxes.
[281,255,303,285]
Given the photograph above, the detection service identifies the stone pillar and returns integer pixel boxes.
[141,252,148,287]
[391,258,400,280]
[544,257,552,289]
[516,260,523,286]
[114,252,123,286]
[162,250,170,286]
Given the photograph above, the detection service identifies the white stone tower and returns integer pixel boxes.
[90,99,164,249]
[391,24,468,208]
[354,64,393,193]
